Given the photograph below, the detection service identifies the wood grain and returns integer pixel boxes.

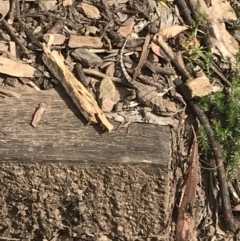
[0,85,171,164]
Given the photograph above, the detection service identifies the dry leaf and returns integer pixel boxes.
[177,215,195,241]
[188,0,239,63]
[208,0,237,21]
[151,37,170,60]
[151,41,163,58]
[0,0,10,21]
[182,37,200,50]
[151,26,187,58]
[158,25,188,40]
[176,126,199,241]
[117,18,135,37]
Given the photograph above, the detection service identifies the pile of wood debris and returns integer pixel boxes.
[1,0,240,240]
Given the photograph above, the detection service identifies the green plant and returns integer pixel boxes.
[198,124,210,156]
[191,11,207,38]
[182,11,207,63]
[198,51,240,178]
[234,5,240,30]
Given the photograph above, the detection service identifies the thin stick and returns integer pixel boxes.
[8,0,16,24]
[1,19,28,54]
[15,15,42,48]
[82,68,130,86]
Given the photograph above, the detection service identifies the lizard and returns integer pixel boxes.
[120,35,178,116]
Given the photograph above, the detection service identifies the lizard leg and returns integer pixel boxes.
[123,89,137,108]
[158,87,173,97]
[140,107,152,123]
[114,101,124,112]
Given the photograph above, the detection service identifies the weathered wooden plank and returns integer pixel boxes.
[0,85,171,164]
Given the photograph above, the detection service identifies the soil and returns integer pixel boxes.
[0,163,174,241]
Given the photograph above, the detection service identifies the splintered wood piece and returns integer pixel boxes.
[0,56,37,77]
[68,35,103,48]
[42,43,113,132]
[31,102,47,127]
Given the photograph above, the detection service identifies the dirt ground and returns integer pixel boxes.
[0,163,175,241]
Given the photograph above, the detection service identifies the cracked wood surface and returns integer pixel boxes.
[0,85,171,163]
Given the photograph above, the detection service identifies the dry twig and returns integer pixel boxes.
[1,19,28,54]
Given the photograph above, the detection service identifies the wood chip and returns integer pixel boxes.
[0,42,8,52]
[0,56,37,78]
[117,19,135,37]
[182,76,213,99]
[71,48,102,68]
[80,2,101,19]
[63,0,73,7]
[43,34,66,45]
[31,102,47,127]
[68,35,103,48]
